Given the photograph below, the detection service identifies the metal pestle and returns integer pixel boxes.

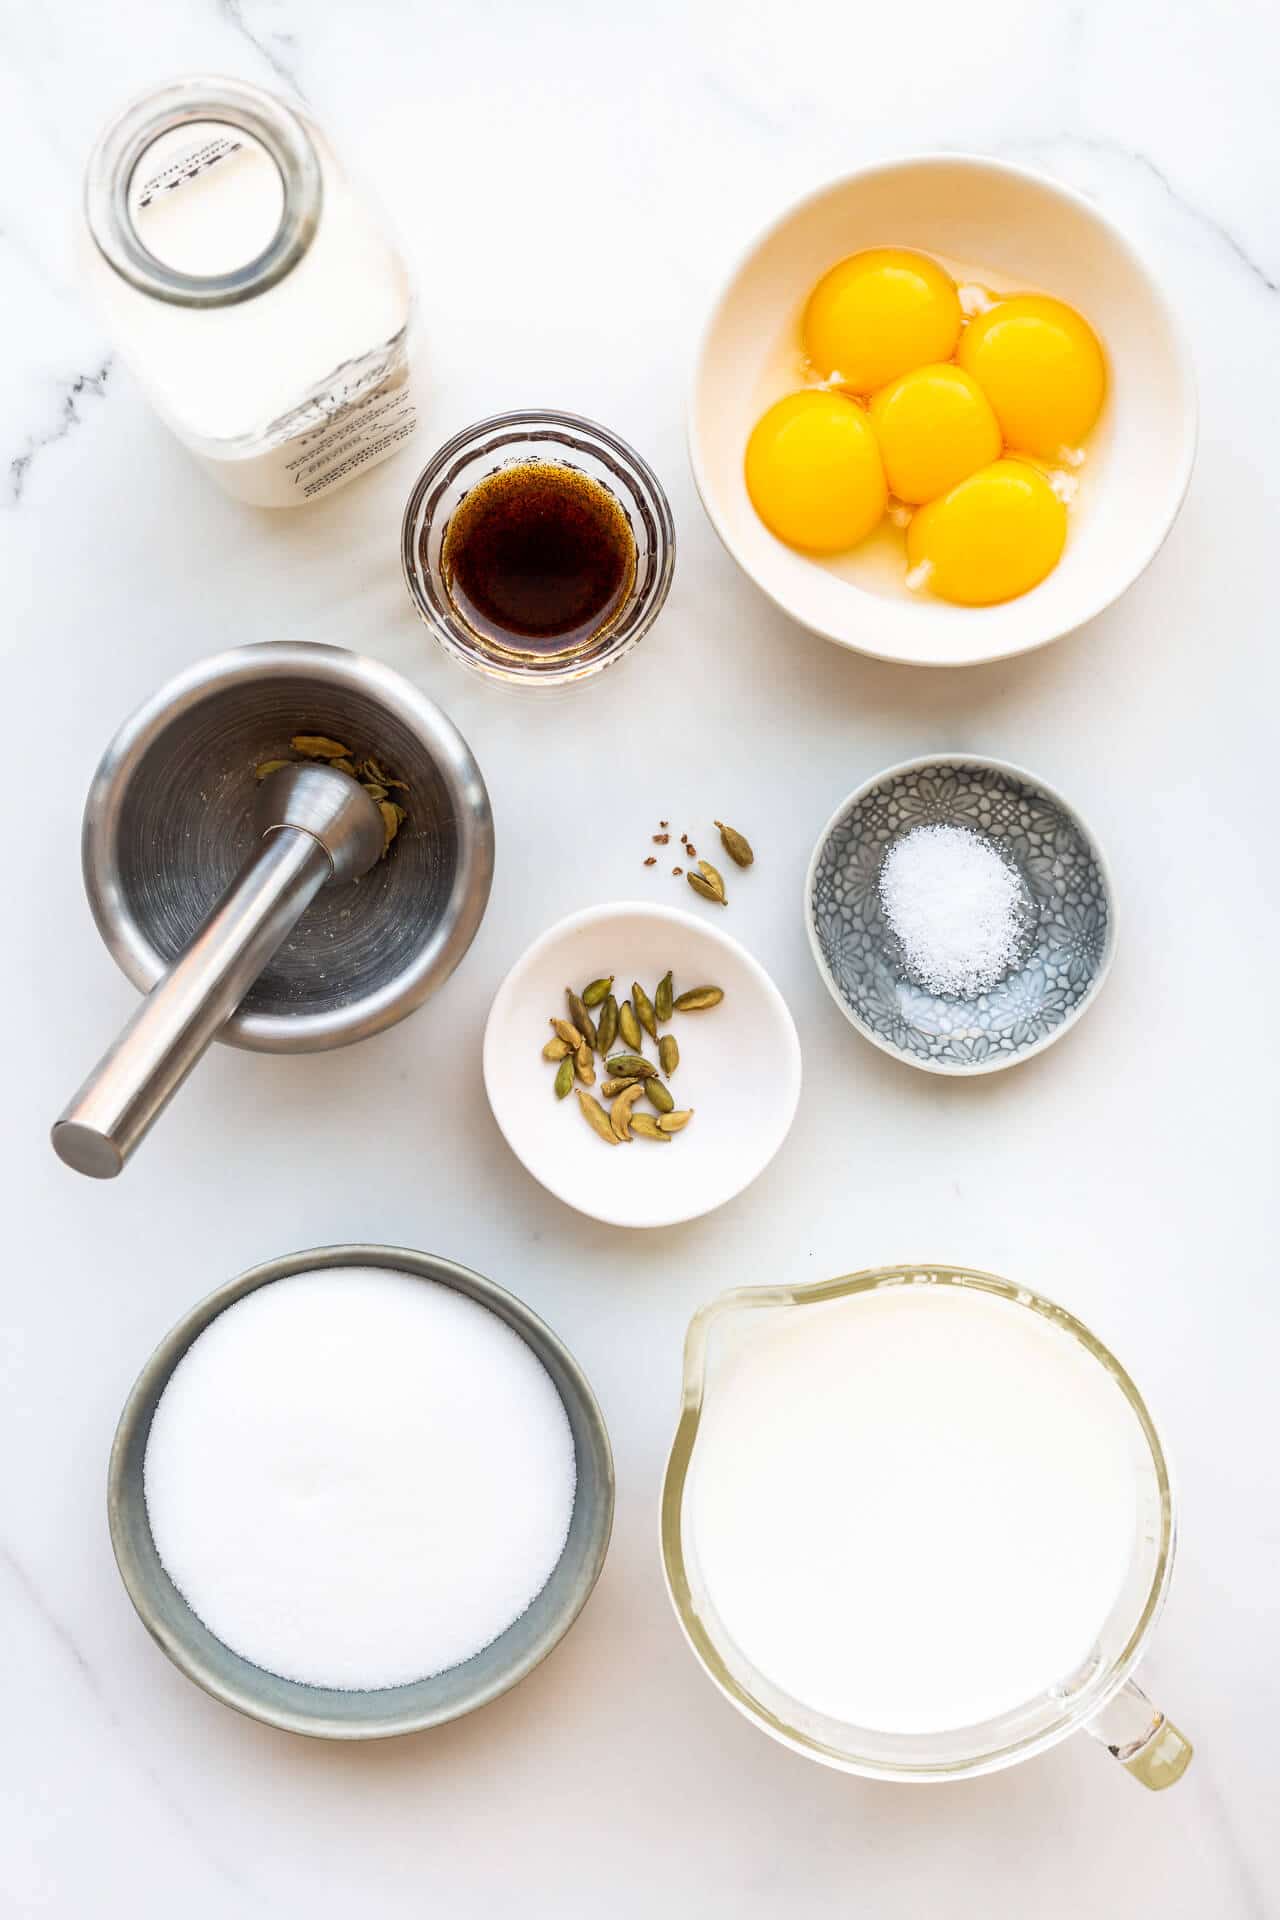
[53,764,385,1179]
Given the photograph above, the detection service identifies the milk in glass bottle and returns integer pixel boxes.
[81,77,417,506]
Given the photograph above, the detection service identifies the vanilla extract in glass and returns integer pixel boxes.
[441,462,637,663]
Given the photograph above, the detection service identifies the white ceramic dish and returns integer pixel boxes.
[689,154,1197,668]
[484,903,802,1229]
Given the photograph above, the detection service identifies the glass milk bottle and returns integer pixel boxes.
[81,76,417,507]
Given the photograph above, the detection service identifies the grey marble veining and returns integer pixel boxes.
[2,2,1277,1915]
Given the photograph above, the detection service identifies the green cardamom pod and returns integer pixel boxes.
[618,999,643,1052]
[596,994,619,1055]
[673,986,723,1011]
[630,1114,671,1141]
[551,1017,583,1048]
[582,975,614,1007]
[554,1057,575,1099]
[632,981,657,1041]
[567,990,597,1051]
[659,1033,679,1076]
[575,1042,596,1085]
[657,1109,693,1133]
[698,859,726,901]
[655,970,674,1022]
[714,821,754,868]
[645,1078,675,1115]
[606,1054,657,1080]
[543,1036,573,1062]
[577,1091,618,1144]
[601,1076,639,1099]
[290,735,351,759]
[687,872,725,906]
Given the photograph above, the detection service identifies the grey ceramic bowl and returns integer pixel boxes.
[805,756,1116,1075]
[109,1245,615,1739]
[83,642,494,1052]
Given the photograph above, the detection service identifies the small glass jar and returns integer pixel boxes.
[81,76,417,507]
[401,410,675,688]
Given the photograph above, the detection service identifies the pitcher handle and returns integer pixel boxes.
[1085,1678,1193,1790]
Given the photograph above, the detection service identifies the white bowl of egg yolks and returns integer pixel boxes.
[689,154,1196,668]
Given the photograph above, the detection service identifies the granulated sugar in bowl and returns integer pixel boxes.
[142,1266,577,1689]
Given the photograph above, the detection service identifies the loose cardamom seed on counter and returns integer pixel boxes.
[606,1054,657,1080]
[567,990,598,1051]
[673,986,724,1011]
[596,994,619,1055]
[659,1033,679,1076]
[645,1078,675,1115]
[577,1092,618,1143]
[582,976,614,1008]
[618,999,643,1052]
[633,981,657,1041]
[714,821,754,868]
[554,1057,575,1099]
[630,1114,671,1142]
[655,970,674,1022]
[657,1109,693,1133]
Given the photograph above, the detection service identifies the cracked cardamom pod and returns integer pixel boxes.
[618,999,643,1052]
[577,1091,618,1144]
[610,1082,647,1140]
[632,981,657,1041]
[596,993,619,1055]
[630,1114,671,1141]
[690,858,727,904]
[606,1054,657,1080]
[715,821,754,867]
[378,800,404,853]
[659,1033,679,1076]
[655,970,674,1022]
[582,976,614,1007]
[554,1057,575,1099]
[290,735,351,758]
[673,986,723,1011]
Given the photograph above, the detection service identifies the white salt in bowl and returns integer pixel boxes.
[690,154,1196,666]
[484,902,802,1228]
[805,755,1116,1074]
[108,1245,614,1739]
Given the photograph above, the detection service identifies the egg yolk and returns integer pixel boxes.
[803,250,962,392]
[745,390,887,553]
[957,295,1105,457]
[906,459,1066,605]
[868,364,1003,505]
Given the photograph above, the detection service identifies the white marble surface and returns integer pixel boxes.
[2,1,1277,1913]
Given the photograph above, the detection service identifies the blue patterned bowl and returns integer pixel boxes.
[805,757,1115,1075]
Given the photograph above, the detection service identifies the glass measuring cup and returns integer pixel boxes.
[661,1264,1191,1789]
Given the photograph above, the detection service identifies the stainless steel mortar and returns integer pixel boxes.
[54,641,494,1172]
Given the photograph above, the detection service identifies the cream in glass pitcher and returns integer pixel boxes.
[81,76,417,507]
[662,1265,1190,1788]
